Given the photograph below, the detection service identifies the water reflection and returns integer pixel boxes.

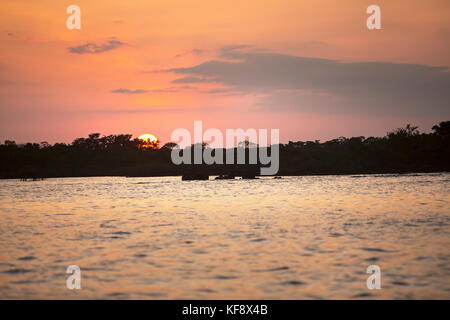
[0,174,449,299]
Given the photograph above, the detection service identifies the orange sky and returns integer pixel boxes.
[0,0,449,144]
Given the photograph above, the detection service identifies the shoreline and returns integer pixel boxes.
[2,170,447,181]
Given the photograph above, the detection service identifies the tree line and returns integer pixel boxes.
[0,121,448,179]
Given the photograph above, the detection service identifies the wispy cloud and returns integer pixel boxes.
[68,39,125,54]
[111,88,148,94]
[111,86,197,94]
[174,48,203,59]
[171,76,214,84]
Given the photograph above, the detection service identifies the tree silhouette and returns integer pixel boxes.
[432,121,450,138]
[0,122,448,179]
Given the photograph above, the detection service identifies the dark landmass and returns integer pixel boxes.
[1,121,449,179]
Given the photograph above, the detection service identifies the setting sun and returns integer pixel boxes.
[137,133,159,149]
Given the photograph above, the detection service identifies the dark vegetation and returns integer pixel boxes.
[1,121,449,179]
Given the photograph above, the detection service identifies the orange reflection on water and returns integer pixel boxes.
[0,174,449,299]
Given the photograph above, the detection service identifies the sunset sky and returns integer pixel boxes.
[1,0,449,144]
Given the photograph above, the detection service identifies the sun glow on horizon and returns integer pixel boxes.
[137,133,159,149]
[138,133,158,142]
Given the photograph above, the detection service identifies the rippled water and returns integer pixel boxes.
[0,174,449,299]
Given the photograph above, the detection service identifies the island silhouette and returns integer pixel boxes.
[1,121,448,179]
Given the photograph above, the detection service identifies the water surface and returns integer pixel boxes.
[0,174,449,299]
